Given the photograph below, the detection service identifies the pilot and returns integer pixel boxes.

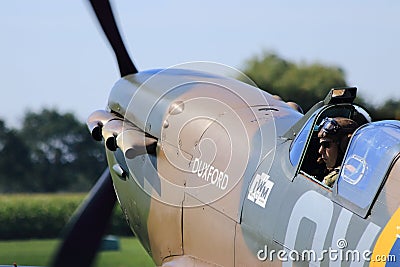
[317,117,358,187]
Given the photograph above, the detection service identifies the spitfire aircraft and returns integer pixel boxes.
[51,1,400,266]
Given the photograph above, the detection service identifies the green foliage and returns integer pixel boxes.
[0,108,107,193]
[0,121,33,192]
[241,51,400,120]
[0,194,132,240]
[19,109,106,192]
[242,51,347,111]
[371,99,400,121]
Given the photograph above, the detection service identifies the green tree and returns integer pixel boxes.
[240,51,400,120]
[372,99,400,121]
[19,109,106,192]
[242,51,349,111]
[0,120,33,192]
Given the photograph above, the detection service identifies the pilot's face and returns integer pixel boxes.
[319,137,338,169]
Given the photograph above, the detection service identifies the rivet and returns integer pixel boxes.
[163,120,169,128]
[169,101,184,115]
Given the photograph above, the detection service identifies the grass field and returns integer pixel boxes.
[0,237,155,267]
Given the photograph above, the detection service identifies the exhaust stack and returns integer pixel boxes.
[87,110,157,158]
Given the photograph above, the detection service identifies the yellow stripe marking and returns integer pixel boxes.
[370,207,400,266]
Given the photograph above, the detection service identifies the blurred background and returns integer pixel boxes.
[1,0,399,266]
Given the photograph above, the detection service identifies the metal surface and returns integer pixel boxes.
[75,1,400,266]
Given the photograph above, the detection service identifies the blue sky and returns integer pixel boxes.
[1,1,400,127]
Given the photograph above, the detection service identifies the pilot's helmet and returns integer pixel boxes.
[318,117,358,152]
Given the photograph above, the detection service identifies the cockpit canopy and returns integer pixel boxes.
[334,121,400,217]
[288,91,400,217]
[289,103,371,177]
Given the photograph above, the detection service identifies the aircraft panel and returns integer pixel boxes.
[235,224,282,267]
[182,194,236,267]
[379,158,400,214]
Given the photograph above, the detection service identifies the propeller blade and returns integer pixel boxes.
[50,168,117,267]
[88,0,138,76]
